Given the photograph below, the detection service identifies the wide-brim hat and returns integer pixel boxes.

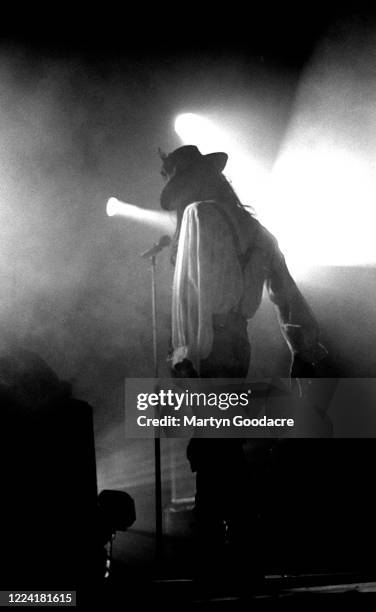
[159,145,228,210]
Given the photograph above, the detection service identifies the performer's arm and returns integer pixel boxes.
[171,201,243,374]
[265,239,328,371]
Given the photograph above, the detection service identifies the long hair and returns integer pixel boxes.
[166,166,255,264]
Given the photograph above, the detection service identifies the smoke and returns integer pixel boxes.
[0,49,175,430]
[265,15,376,267]
[0,48,296,434]
[2,34,375,529]
[0,50,296,541]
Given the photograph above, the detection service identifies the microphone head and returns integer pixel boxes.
[159,235,172,247]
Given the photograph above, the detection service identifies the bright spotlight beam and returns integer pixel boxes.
[174,112,269,211]
[175,114,228,152]
[106,197,139,218]
[105,197,176,233]
[106,197,122,217]
[174,111,376,273]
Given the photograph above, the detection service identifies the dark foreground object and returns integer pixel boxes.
[0,396,99,592]
[94,570,376,609]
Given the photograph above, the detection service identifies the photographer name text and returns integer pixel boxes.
[136,415,294,429]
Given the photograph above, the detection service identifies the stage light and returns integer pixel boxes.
[267,146,376,268]
[175,114,227,152]
[174,111,376,272]
[105,197,175,233]
[106,197,137,218]
[106,197,120,217]
[174,113,268,208]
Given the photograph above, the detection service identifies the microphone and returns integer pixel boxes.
[140,235,172,259]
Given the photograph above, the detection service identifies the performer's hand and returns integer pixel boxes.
[290,353,316,378]
[291,351,334,379]
[172,358,198,378]
[291,352,337,423]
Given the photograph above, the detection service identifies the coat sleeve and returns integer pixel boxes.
[265,236,327,364]
[171,201,243,372]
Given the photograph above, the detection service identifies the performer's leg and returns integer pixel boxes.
[187,312,254,584]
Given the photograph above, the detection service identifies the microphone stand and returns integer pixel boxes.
[146,253,163,561]
[139,234,171,562]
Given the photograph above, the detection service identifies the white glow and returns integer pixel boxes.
[175,114,229,152]
[266,146,376,269]
[106,197,120,217]
[106,197,176,232]
[174,112,376,274]
[174,113,268,207]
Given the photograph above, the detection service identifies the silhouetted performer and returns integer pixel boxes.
[159,145,328,579]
